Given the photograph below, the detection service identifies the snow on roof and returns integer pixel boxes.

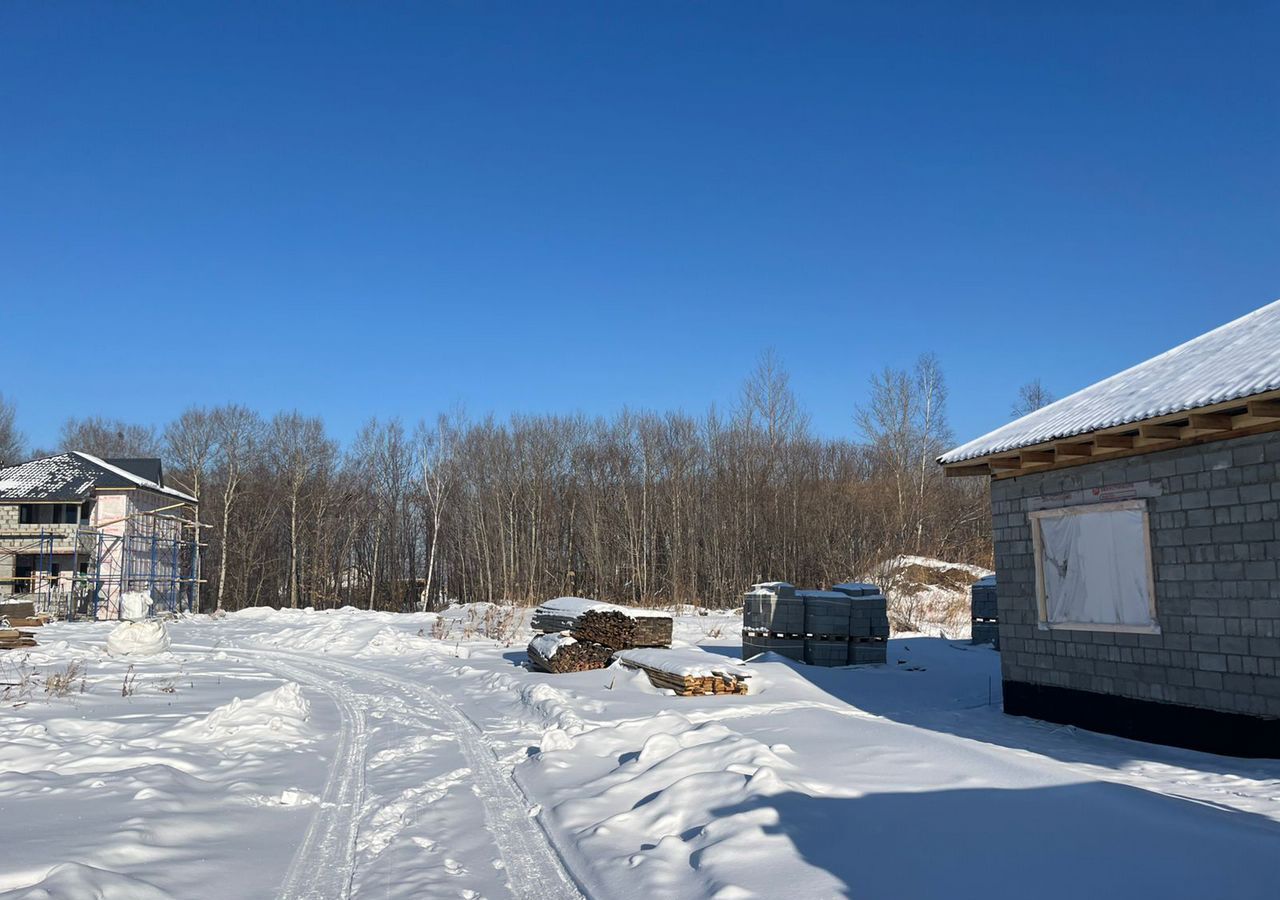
[0,453,196,503]
[535,596,670,620]
[940,299,1280,464]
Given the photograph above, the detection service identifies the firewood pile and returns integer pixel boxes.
[526,633,613,674]
[573,608,673,650]
[528,597,675,675]
[613,648,751,696]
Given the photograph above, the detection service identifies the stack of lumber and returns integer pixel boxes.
[0,628,37,650]
[526,633,613,674]
[613,648,751,696]
[531,597,602,634]
[573,607,672,650]
[0,602,44,629]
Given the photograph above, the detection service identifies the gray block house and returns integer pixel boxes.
[940,300,1280,756]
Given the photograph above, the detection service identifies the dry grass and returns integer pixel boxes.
[43,660,87,698]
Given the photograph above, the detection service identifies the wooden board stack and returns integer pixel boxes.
[526,634,614,674]
[0,628,37,650]
[613,648,751,696]
[573,609,673,650]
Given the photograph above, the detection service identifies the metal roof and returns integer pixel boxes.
[940,299,1280,465]
[0,453,196,503]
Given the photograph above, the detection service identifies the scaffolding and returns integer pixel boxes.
[0,509,203,621]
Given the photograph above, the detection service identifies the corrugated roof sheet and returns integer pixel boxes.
[0,453,196,503]
[940,299,1280,465]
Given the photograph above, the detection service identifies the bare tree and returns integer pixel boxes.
[267,412,335,609]
[210,405,262,612]
[1012,378,1055,418]
[0,394,23,466]
[416,411,462,611]
[59,416,160,457]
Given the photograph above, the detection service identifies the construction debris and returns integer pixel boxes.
[526,633,614,674]
[613,648,751,696]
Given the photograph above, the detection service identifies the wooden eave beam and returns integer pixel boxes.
[944,463,992,478]
[1094,434,1135,450]
[989,457,1024,471]
[1247,400,1280,420]
[1054,442,1094,457]
[1020,450,1055,465]
[1187,413,1233,433]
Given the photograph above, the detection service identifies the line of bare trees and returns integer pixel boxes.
[1,355,1002,611]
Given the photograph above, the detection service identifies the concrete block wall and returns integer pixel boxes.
[993,431,1280,719]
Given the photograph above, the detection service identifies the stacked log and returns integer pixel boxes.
[526,633,613,674]
[0,628,37,650]
[531,597,602,634]
[613,648,751,696]
[572,609,673,649]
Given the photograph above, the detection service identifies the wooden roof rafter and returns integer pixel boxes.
[942,388,1280,479]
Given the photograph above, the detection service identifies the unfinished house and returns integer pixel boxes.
[0,453,200,619]
[940,299,1280,756]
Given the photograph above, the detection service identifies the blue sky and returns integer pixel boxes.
[2,2,1277,451]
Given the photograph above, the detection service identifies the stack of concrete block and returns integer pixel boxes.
[742,582,807,662]
[742,581,889,667]
[970,575,999,648]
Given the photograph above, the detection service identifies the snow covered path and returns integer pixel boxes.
[2,605,1279,899]
[230,646,583,900]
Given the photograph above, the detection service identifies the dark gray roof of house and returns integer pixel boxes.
[0,453,196,503]
[104,458,164,486]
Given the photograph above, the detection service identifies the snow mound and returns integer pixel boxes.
[105,620,170,657]
[166,683,311,751]
[0,862,174,899]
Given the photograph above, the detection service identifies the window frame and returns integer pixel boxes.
[1028,498,1160,635]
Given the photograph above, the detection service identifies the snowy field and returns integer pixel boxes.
[2,606,1279,900]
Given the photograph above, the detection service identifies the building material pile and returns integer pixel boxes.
[526,633,613,674]
[573,608,673,649]
[0,628,37,650]
[970,575,999,648]
[0,601,47,629]
[528,596,674,674]
[742,581,889,666]
[613,648,751,696]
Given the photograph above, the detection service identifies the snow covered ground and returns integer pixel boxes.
[1,605,1278,899]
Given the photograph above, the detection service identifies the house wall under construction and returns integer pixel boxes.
[0,455,201,620]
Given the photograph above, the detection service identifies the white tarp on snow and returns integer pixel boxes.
[1035,504,1155,628]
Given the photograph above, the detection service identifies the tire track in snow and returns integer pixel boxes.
[217,647,583,900]
[248,654,368,900]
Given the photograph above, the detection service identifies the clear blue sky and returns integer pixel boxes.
[2,2,1277,451]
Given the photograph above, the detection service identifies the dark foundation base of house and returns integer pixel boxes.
[1003,680,1280,759]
